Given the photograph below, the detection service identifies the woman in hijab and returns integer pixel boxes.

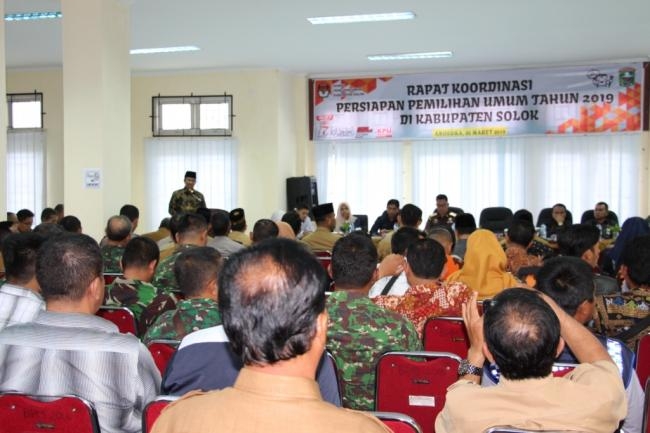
[446,229,521,300]
[335,202,357,234]
[601,216,650,277]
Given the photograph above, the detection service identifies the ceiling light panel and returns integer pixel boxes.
[307,12,415,25]
[5,12,62,21]
[130,46,200,55]
[368,51,453,61]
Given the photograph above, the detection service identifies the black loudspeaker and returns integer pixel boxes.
[286,176,319,211]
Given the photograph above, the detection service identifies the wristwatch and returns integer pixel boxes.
[458,359,482,376]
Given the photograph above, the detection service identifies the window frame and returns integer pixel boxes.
[7,92,44,130]
[151,94,234,137]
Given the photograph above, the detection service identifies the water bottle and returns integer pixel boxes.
[539,224,547,239]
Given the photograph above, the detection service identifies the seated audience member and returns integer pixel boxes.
[144,247,222,344]
[106,237,174,336]
[0,233,160,433]
[207,210,245,258]
[424,194,459,233]
[0,233,46,330]
[504,219,543,275]
[601,216,649,277]
[120,204,140,234]
[557,224,618,295]
[335,202,357,234]
[536,256,644,433]
[142,217,172,244]
[58,215,82,233]
[161,240,341,406]
[33,222,65,237]
[512,209,555,259]
[101,215,132,273]
[429,227,460,279]
[40,207,57,224]
[296,204,316,239]
[152,213,208,295]
[373,238,470,336]
[368,227,425,298]
[327,233,421,410]
[447,229,520,300]
[435,289,626,433]
[16,209,35,233]
[377,203,422,260]
[276,221,296,239]
[369,199,399,236]
[281,210,302,237]
[452,212,476,260]
[250,218,279,244]
[151,238,387,433]
[228,208,251,246]
[301,203,342,253]
[585,201,618,239]
[546,203,571,238]
[54,203,64,222]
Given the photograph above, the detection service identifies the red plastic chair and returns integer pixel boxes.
[0,392,100,433]
[314,251,332,271]
[375,351,461,433]
[642,378,650,433]
[636,334,650,391]
[96,306,137,335]
[422,317,469,358]
[551,362,577,378]
[371,411,423,433]
[147,340,180,375]
[103,273,122,285]
[142,396,179,433]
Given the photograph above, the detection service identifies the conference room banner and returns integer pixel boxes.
[311,63,643,140]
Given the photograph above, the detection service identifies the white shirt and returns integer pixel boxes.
[368,272,409,298]
[0,282,44,330]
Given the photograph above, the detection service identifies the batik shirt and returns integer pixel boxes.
[143,298,221,345]
[326,291,421,410]
[101,245,125,274]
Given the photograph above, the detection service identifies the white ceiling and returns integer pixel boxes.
[5,0,650,76]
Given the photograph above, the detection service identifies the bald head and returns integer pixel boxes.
[105,215,132,242]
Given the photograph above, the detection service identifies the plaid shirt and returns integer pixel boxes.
[0,283,44,330]
[0,310,161,433]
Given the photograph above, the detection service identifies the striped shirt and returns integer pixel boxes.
[0,310,161,433]
[0,283,44,330]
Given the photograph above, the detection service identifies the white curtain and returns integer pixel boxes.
[412,133,641,223]
[6,130,45,215]
[144,137,237,230]
[315,140,403,219]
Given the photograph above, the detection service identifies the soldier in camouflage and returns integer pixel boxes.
[100,215,132,273]
[168,171,206,216]
[152,213,208,295]
[144,247,223,344]
[105,237,176,336]
[326,233,422,411]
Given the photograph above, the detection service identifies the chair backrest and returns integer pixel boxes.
[147,340,180,376]
[551,362,578,378]
[536,208,573,228]
[479,207,513,234]
[375,351,461,433]
[580,209,619,225]
[96,306,137,335]
[636,334,650,391]
[103,272,122,285]
[448,207,464,215]
[0,392,100,433]
[422,317,469,358]
[314,251,332,271]
[324,349,343,403]
[354,214,369,233]
[142,396,179,433]
[371,411,423,433]
[642,378,650,433]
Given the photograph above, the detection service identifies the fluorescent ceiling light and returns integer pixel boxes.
[307,12,415,25]
[368,51,453,61]
[130,46,200,55]
[5,11,61,21]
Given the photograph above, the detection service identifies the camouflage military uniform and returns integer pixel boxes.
[142,297,221,344]
[152,244,198,295]
[168,188,206,216]
[101,245,125,273]
[105,277,177,336]
[326,291,422,410]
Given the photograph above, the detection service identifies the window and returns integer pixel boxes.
[7,93,43,129]
[152,94,233,136]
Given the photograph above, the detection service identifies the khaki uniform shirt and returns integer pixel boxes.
[435,360,626,433]
[151,368,390,433]
[301,227,341,253]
